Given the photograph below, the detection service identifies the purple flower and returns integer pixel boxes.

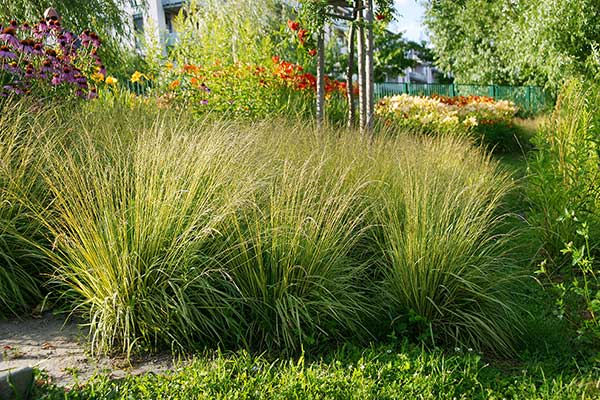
[200,99,209,105]
[33,21,49,38]
[32,43,44,55]
[0,45,16,59]
[18,39,34,54]
[3,85,25,95]
[0,28,20,47]
[51,74,61,85]
[41,60,54,73]
[87,88,98,99]
[1,61,20,74]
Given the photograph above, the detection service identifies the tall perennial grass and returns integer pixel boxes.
[0,101,53,317]
[2,99,521,355]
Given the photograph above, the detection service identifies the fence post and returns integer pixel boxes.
[527,86,532,112]
[450,83,455,97]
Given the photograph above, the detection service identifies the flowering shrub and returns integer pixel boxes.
[0,19,104,99]
[375,94,518,135]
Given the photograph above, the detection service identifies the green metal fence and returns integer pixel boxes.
[121,78,152,96]
[374,82,552,113]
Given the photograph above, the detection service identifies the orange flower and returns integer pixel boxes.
[287,20,300,31]
[169,80,181,90]
[308,48,317,57]
[183,64,199,74]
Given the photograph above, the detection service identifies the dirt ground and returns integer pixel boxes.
[0,313,178,387]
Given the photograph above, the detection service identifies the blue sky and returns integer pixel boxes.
[392,0,427,42]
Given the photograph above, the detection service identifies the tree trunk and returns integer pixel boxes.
[316,28,325,128]
[365,0,375,133]
[357,0,366,134]
[346,4,358,129]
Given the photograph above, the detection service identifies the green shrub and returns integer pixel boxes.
[528,80,600,345]
[528,81,600,262]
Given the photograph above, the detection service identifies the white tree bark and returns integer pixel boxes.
[365,0,375,133]
[316,28,326,127]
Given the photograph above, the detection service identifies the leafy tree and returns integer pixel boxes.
[423,0,600,89]
[373,23,433,82]
[171,0,289,67]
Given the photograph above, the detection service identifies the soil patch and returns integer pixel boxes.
[0,314,179,386]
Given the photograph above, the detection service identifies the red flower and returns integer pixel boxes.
[308,49,317,56]
[271,55,280,64]
[287,20,300,31]
[375,13,386,21]
[297,29,307,45]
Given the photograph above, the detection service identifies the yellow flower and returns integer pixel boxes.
[165,62,174,70]
[105,76,118,85]
[91,72,105,82]
[130,71,144,83]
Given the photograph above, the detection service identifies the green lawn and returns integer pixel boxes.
[33,342,599,399]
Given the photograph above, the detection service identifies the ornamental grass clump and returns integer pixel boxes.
[372,134,521,355]
[0,100,53,317]
[2,97,524,356]
[220,128,374,351]
[39,109,258,355]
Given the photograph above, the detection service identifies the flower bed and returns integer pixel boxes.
[0,19,105,100]
[375,94,518,134]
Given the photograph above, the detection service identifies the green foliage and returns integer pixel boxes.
[0,97,523,356]
[528,81,600,348]
[424,0,516,85]
[171,0,282,67]
[32,344,599,399]
[37,104,253,355]
[423,0,600,89]
[528,81,600,261]
[220,132,374,351]
[373,24,431,82]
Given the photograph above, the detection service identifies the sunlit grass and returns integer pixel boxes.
[1,98,523,356]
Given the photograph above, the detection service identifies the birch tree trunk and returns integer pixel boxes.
[357,0,367,134]
[365,0,375,133]
[316,28,326,128]
[346,4,358,129]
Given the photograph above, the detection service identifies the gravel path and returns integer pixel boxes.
[0,314,177,386]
